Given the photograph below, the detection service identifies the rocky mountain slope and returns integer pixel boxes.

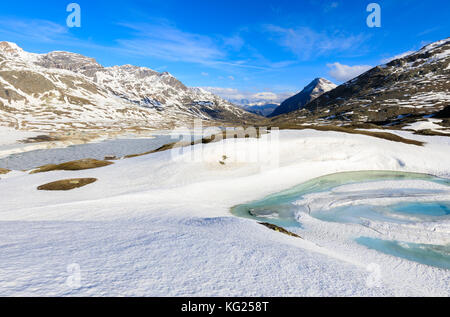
[269,78,336,117]
[0,42,259,133]
[270,38,450,133]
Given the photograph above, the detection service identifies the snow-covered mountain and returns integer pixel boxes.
[271,38,450,132]
[0,42,258,132]
[269,78,337,117]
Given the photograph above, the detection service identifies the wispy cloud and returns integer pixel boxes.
[324,1,340,12]
[116,23,226,65]
[417,27,440,37]
[0,16,263,70]
[0,16,304,74]
[222,34,245,51]
[327,62,372,82]
[115,22,284,71]
[0,18,69,43]
[0,17,110,52]
[265,25,367,60]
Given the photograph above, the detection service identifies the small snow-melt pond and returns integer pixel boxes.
[231,171,450,269]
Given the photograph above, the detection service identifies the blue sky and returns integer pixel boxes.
[0,0,448,103]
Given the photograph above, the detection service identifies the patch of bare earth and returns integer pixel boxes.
[274,125,424,146]
[30,159,113,174]
[20,135,62,143]
[0,168,11,175]
[259,222,303,239]
[37,178,97,191]
[414,129,450,137]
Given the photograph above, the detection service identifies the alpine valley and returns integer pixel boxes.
[0,36,449,298]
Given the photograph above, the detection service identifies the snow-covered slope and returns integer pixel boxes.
[269,78,337,117]
[0,42,258,133]
[0,130,449,296]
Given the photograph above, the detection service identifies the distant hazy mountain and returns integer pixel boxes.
[0,41,259,132]
[270,38,450,130]
[269,78,337,117]
[242,104,279,117]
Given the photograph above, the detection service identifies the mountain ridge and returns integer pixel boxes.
[0,41,260,133]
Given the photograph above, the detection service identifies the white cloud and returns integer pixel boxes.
[228,76,235,81]
[201,72,209,76]
[252,92,279,101]
[201,87,293,105]
[202,87,246,100]
[327,62,372,82]
[380,51,415,64]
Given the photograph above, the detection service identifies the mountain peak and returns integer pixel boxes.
[0,41,22,51]
[268,78,336,117]
[305,78,336,94]
[418,37,450,53]
[313,77,329,83]
[0,41,25,57]
[0,41,40,63]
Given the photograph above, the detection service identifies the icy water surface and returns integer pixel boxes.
[356,237,450,270]
[231,171,450,269]
[0,134,195,170]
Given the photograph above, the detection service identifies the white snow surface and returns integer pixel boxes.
[0,126,40,147]
[0,129,449,296]
[402,119,447,132]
